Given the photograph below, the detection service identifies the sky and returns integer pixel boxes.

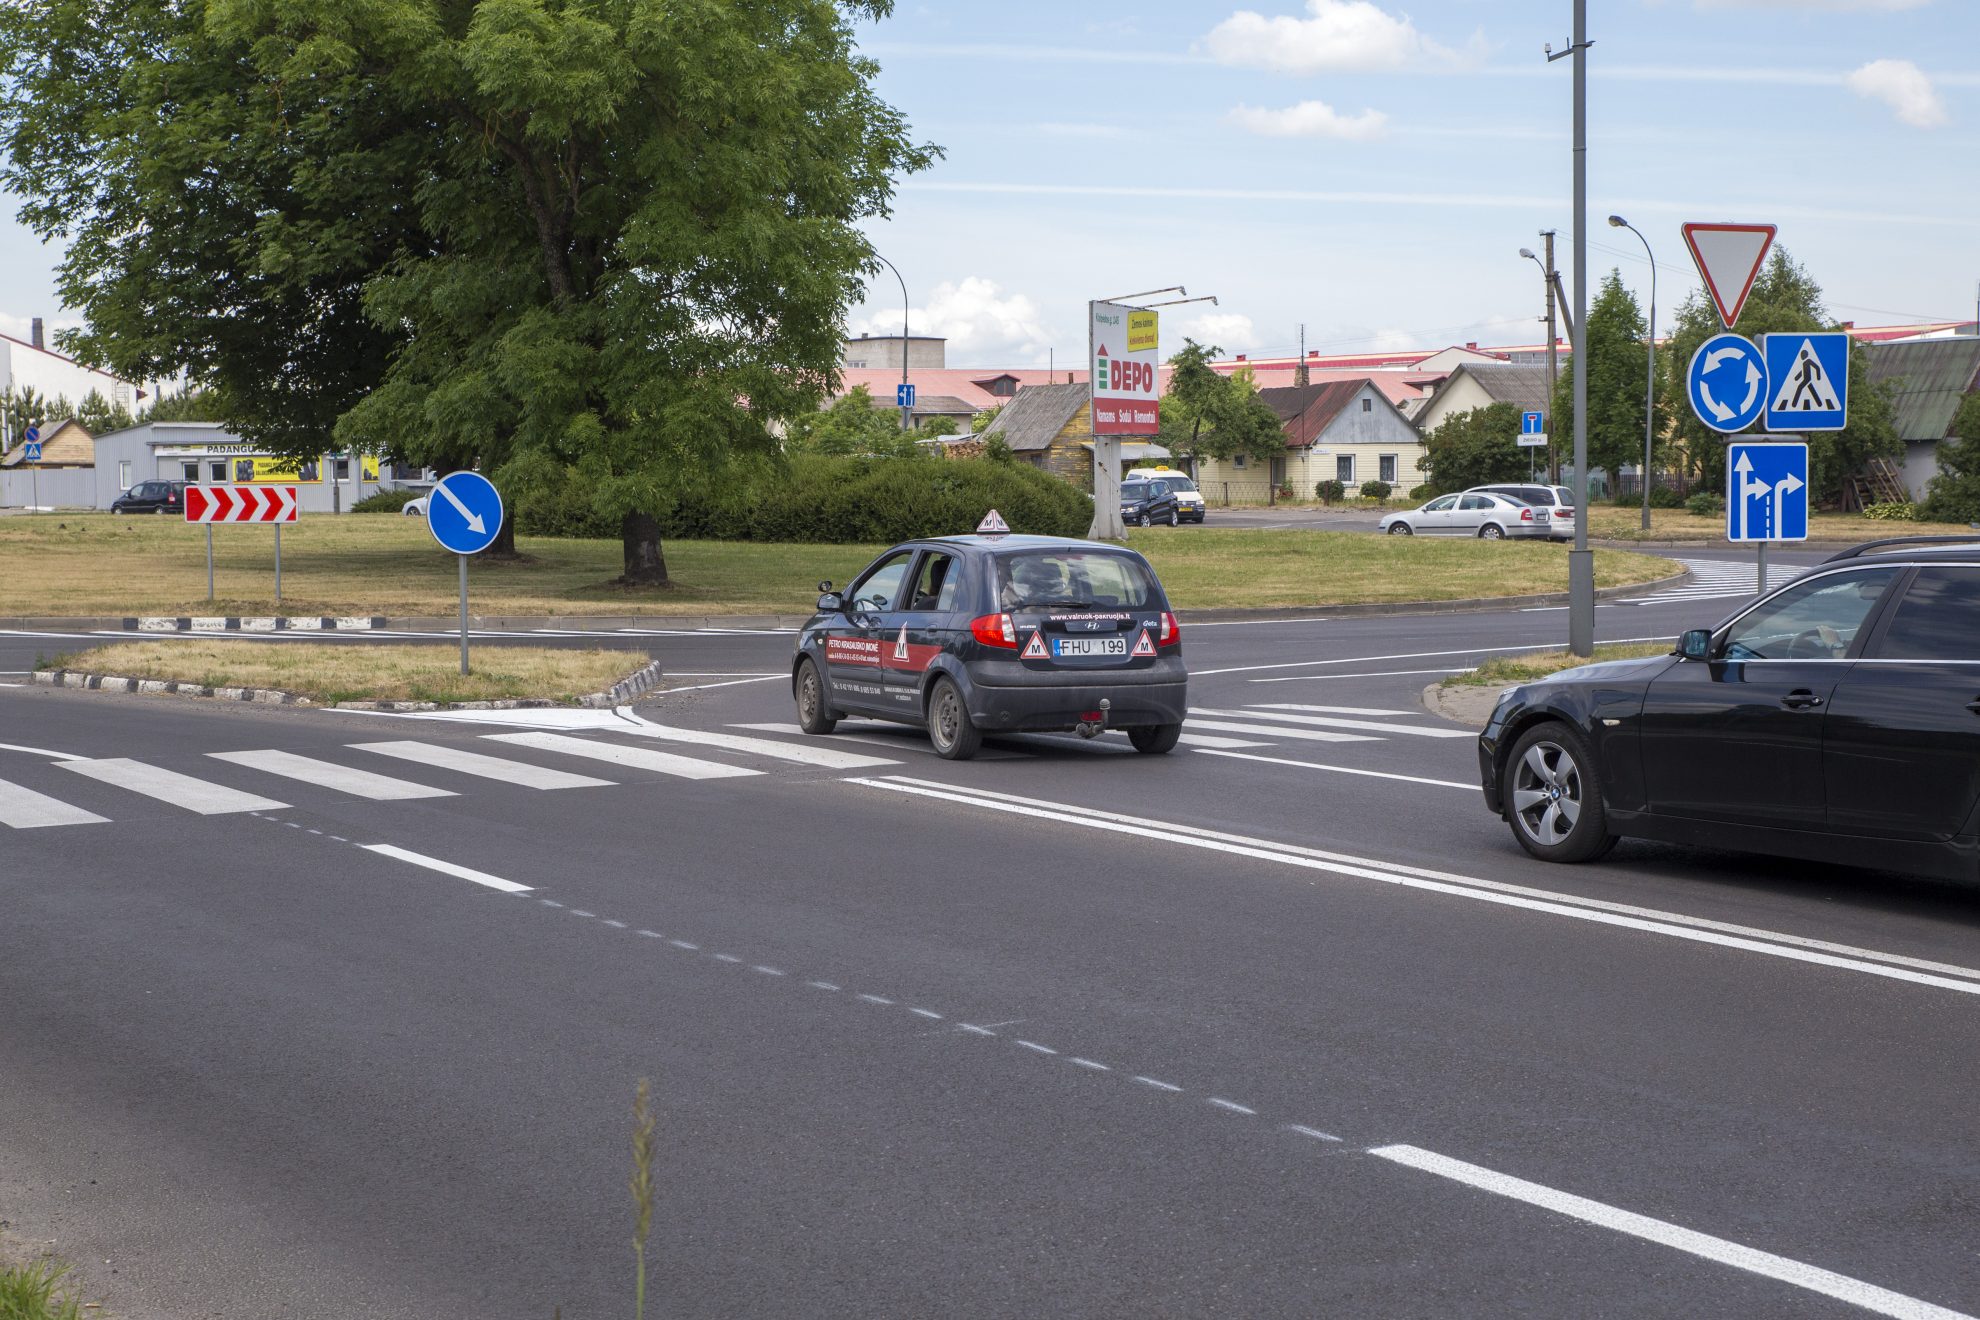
[836,0,1980,367]
[0,0,1975,370]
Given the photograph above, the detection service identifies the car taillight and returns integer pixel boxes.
[970,612,1018,648]
[1520,508,1534,521]
[1158,611,1180,645]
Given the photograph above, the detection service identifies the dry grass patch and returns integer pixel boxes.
[1442,642,1676,688]
[50,641,649,705]
[1582,506,1951,544]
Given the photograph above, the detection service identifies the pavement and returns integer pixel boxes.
[9,544,1976,1319]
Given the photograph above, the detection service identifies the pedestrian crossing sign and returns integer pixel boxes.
[1763,332,1849,432]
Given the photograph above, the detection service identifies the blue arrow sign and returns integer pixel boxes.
[1726,442,1808,543]
[1688,333,1766,433]
[1520,410,1544,435]
[1763,332,1849,432]
[896,382,916,409]
[425,470,504,555]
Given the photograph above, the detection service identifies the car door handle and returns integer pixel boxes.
[1780,691,1824,711]
[1966,699,1980,714]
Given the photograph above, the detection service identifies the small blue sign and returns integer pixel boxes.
[22,441,41,463]
[1726,442,1808,543]
[1763,332,1849,432]
[1688,333,1766,433]
[24,425,39,444]
[1520,410,1545,435]
[425,470,504,556]
[896,382,916,409]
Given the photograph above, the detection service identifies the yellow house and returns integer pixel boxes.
[1192,379,1425,499]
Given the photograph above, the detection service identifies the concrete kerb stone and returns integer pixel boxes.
[1422,679,1514,729]
[32,657,666,713]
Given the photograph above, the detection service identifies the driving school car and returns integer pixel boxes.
[791,527,1187,761]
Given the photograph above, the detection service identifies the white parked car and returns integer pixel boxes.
[1379,491,1553,540]
[1466,483,1576,542]
[403,496,429,517]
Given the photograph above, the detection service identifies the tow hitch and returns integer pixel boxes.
[1074,698,1112,739]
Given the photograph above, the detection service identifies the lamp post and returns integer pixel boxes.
[1609,215,1657,533]
[1519,241,1561,481]
[873,253,911,432]
[1546,0,1594,658]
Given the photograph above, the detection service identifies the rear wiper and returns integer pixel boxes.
[1025,598,1102,609]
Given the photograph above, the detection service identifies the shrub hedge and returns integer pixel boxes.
[1359,479,1392,501]
[351,488,419,514]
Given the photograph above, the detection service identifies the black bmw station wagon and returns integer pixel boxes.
[792,524,1187,760]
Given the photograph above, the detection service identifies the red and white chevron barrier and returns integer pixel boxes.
[184,484,299,523]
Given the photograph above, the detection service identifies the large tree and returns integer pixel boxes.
[1550,269,1660,484]
[1156,340,1284,464]
[1920,391,1980,521]
[0,0,936,582]
[1422,403,1529,492]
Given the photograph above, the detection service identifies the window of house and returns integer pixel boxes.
[1233,453,1248,469]
[333,456,350,481]
[182,461,199,481]
[1362,397,1372,412]
[118,459,132,489]
[1379,454,1397,484]
[1336,455,1354,484]
[210,462,227,482]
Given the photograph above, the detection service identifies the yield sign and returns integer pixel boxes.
[1681,223,1776,328]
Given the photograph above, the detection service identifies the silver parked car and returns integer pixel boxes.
[1379,491,1553,540]
[1466,483,1576,542]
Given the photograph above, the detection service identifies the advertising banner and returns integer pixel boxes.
[1091,301,1159,436]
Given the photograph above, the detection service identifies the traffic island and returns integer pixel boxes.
[1422,642,1676,727]
[35,642,661,710]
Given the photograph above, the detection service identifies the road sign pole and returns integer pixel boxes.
[274,524,282,606]
[1757,542,1768,595]
[459,553,470,676]
[206,525,215,602]
[1566,0,1594,659]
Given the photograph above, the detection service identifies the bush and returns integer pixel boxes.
[1685,491,1725,518]
[1314,479,1345,504]
[1862,501,1919,521]
[350,488,418,514]
[1648,486,1686,509]
[1408,483,1437,502]
[1358,479,1392,501]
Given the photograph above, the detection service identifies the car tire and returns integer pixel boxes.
[1479,523,1506,540]
[1505,721,1615,863]
[1387,522,1412,536]
[1137,512,1150,528]
[1128,723,1182,755]
[1167,508,1179,527]
[926,676,981,761]
[794,657,837,735]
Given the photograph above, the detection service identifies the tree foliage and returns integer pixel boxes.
[1921,391,1980,521]
[1551,269,1659,479]
[0,0,937,581]
[1422,403,1529,491]
[1156,340,1285,463]
[1660,248,1900,503]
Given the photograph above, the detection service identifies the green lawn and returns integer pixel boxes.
[1584,505,1953,543]
[0,513,1676,617]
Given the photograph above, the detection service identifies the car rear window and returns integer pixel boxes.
[997,550,1160,610]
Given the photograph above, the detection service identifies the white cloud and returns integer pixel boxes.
[1846,58,1949,127]
[850,276,1055,364]
[1227,100,1388,140]
[1204,0,1473,75]
[1173,313,1259,355]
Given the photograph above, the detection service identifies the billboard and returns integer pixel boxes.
[1091,301,1159,436]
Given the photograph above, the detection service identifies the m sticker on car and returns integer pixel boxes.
[1131,630,1158,658]
[1022,630,1049,660]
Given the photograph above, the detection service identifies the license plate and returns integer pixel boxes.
[1053,636,1126,658]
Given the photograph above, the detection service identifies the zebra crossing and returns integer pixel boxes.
[1613,556,1792,606]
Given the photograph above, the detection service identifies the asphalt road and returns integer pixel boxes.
[6,557,1978,1319]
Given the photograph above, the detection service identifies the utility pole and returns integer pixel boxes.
[1546,4,1594,657]
[1295,324,1309,387]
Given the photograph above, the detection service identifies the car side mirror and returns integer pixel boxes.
[817,591,844,613]
[1679,629,1713,661]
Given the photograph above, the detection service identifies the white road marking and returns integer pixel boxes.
[1182,718,1380,744]
[484,732,760,781]
[1286,1125,1343,1142]
[1249,667,1473,683]
[668,940,699,950]
[539,899,564,908]
[1069,1057,1111,1071]
[0,741,87,761]
[731,722,1025,760]
[1199,749,1479,791]
[620,713,898,769]
[349,740,614,790]
[637,929,663,938]
[0,778,109,829]
[1176,732,1273,749]
[958,1023,998,1036]
[361,844,532,893]
[602,920,627,928]
[208,749,457,801]
[655,676,784,693]
[1016,1040,1058,1055]
[1254,704,1411,716]
[1135,1076,1183,1092]
[1193,707,1473,739]
[857,993,895,1005]
[1194,636,1673,677]
[571,910,595,918]
[60,758,289,815]
[1208,1098,1257,1115]
[713,953,743,963]
[753,965,787,976]
[852,776,1980,998]
[909,1007,944,1019]
[1369,1144,1973,1320]
[807,981,841,991]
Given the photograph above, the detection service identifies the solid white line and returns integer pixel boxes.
[0,740,87,761]
[619,713,898,769]
[1177,732,1273,749]
[656,676,784,693]
[60,758,289,815]
[484,732,760,781]
[1208,1098,1257,1115]
[850,776,1980,998]
[209,749,457,801]
[0,778,109,829]
[1255,704,1411,716]
[1368,1145,1974,1320]
[1249,667,1473,683]
[1183,718,1380,744]
[1199,749,1479,791]
[1193,707,1474,739]
[360,844,532,893]
[1194,636,1674,677]
[349,740,614,790]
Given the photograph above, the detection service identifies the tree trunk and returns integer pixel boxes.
[487,516,519,559]
[620,509,670,586]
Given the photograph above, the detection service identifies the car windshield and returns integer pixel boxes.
[997,550,1160,610]
[1165,477,1198,493]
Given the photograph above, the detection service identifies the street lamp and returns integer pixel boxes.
[1519,241,1568,481]
[1608,214,1657,532]
[872,253,911,432]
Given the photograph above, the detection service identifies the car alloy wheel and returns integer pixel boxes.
[1506,722,1613,862]
[1137,512,1150,527]
[1479,523,1505,540]
[1387,522,1412,536]
[1167,508,1179,527]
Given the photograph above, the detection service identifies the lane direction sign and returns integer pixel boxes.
[1686,332,1766,433]
[1763,332,1849,431]
[896,382,915,409]
[1681,223,1776,328]
[426,470,504,555]
[1727,442,1808,543]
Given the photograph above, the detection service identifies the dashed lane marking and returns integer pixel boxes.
[360,844,533,894]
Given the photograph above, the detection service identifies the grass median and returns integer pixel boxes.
[46,641,649,705]
[0,513,1677,617]
[1442,642,1676,688]
[1582,506,1948,543]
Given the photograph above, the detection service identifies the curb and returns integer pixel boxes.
[123,616,387,632]
[1421,679,1513,729]
[31,658,666,713]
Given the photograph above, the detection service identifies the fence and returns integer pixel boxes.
[0,467,96,509]
[1206,481,1288,507]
